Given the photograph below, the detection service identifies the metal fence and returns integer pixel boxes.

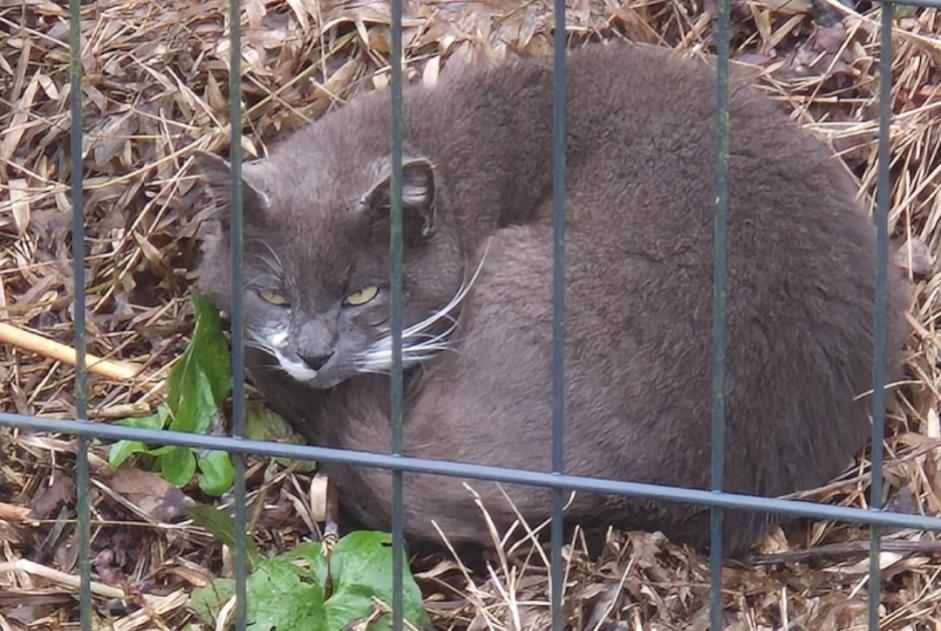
[4,0,941,629]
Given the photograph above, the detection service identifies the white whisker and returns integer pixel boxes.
[355,239,492,373]
[246,239,284,277]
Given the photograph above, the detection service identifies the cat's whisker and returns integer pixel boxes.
[252,363,288,374]
[355,241,491,373]
[245,239,284,277]
[356,334,455,368]
[258,241,284,273]
[354,327,464,374]
[401,243,489,339]
[243,335,269,349]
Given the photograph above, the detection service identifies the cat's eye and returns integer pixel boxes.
[344,286,379,306]
[258,289,289,306]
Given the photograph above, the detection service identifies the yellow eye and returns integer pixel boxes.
[344,286,379,306]
[258,289,289,306]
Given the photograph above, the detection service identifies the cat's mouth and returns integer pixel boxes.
[249,328,445,389]
[245,331,338,387]
[272,348,321,383]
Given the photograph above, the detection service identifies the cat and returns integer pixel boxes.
[194,42,909,556]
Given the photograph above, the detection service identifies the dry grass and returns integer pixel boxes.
[1,0,941,628]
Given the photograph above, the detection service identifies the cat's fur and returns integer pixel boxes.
[194,43,909,555]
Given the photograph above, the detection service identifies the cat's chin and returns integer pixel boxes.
[273,350,319,382]
[283,362,357,390]
[260,346,357,390]
[301,370,354,390]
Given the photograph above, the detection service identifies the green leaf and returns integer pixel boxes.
[189,578,234,626]
[245,401,316,472]
[245,401,304,443]
[160,446,197,487]
[108,410,175,469]
[184,504,259,568]
[107,294,233,493]
[109,408,175,470]
[168,367,217,434]
[114,406,170,430]
[108,440,150,470]
[277,541,330,587]
[168,293,231,422]
[141,444,180,457]
[191,292,232,402]
[246,558,327,631]
[197,450,235,496]
[892,3,917,17]
[325,531,428,630]
[187,533,427,631]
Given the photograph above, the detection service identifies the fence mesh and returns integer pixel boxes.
[4,0,941,629]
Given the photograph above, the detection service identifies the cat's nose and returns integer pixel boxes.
[300,351,333,371]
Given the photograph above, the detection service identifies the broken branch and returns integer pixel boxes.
[0,322,143,381]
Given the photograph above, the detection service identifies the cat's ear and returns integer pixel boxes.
[192,150,271,226]
[363,157,437,240]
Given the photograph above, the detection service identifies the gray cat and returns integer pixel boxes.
[194,42,909,555]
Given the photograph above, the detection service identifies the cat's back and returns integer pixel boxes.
[419,42,909,473]
[405,44,861,238]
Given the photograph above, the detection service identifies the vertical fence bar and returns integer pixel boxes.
[227,0,248,628]
[68,1,91,629]
[389,0,406,628]
[868,3,893,629]
[550,1,567,629]
[709,0,732,626]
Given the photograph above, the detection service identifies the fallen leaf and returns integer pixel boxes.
[923,450,941,515]
[8,178,30,234]
[811,23,847,54]
[29,474,75,520]
[110,468,196,522]
[164,562,214,588]
[422,55,440,86]
[894,236,933,277]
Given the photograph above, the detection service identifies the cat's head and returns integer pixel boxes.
[192,143,471,390]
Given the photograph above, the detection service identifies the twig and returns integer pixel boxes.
[0,322,143,381]
[0,502,31,522]
[751,538,941,565]
[0,558,125,598]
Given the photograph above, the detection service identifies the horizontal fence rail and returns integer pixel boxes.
[3,413,941,533]
[0,0,937,629]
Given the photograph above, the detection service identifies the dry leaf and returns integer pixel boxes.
[894,236,933,277]
[811,22,848,54]
[29,474,75,520]
[8,178,30,235]
[110,468,195,522]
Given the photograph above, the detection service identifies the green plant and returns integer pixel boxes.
[110,293,426,629]
[189,531,429,630]
[109,292,234,495]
